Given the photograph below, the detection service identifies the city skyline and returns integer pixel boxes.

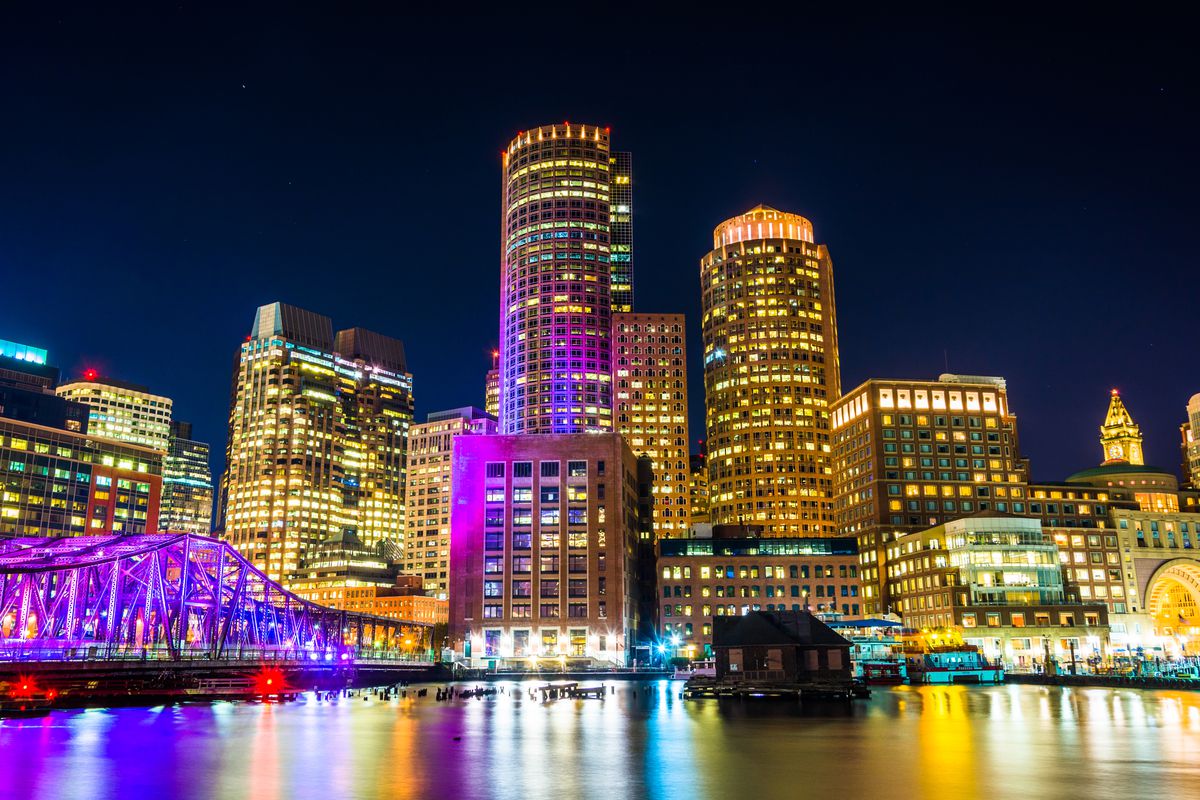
[2,9,1196,488]
[2,11,1200,795]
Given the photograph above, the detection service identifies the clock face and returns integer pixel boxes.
[1109,444,1123,459]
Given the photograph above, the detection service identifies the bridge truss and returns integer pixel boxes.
[0,534,430,661]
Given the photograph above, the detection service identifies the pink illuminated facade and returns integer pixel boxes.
[499,123,614,434]
[448,433,643,666]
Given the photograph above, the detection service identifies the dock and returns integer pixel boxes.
[682,677,864,701]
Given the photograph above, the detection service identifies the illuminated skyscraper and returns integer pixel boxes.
[334,327,415,549]
[402,407,496,598]
[160,420,214,534]
[1100,389,1144,465]
[609,151,634,312]
[499,122,614,434]
[613,312,689,538]
[700,205,841,535]
[56,374,173,452]
[220,302,413,585]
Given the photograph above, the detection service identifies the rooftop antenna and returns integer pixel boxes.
[943,348,949,372]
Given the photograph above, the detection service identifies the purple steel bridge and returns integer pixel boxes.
[0,534,432,665]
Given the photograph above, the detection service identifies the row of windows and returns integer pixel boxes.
[663,583,857,601]
[484,554,606,573]
[485,460,597,479]
[661,563,854,580]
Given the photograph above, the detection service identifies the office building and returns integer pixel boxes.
[831,375,1030,614]
[700,205,840,535]
[658,535,860,659]
[689,452,710,527]
[609,150,634,312]
[448,433,645,667]
[499,122,614,434]
[57,373,213,534]
[485,350,500,418]
[403,407,497,598]
[343,584,449,627]
[160,420,213,534]
[0,344,161,537]
[220,302,413,585]
[290,542,443,639]
[613,312,689,539]
[56,374,173,452]
[0,340,87,433]
[885,515,1109,669]
[334,327,415,548]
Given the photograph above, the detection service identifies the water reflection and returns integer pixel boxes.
[1,682,1198,800]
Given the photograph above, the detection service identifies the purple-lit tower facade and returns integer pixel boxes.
[499,123,614,434]
[446,124,652,668]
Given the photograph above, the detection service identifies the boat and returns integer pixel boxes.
[859,660,907,685]
[829,618,909,685]
[673,658,717,680]
[0,696,53,718]
[902,628,1004,685]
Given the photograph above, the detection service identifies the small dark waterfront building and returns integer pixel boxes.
[712,610,852,683]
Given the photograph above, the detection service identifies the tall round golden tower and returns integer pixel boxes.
[700,205,841,535]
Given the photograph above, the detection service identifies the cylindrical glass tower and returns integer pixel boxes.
[500,123,613,434]
[700,205,841,535]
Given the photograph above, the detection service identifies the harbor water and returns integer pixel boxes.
[1,681,1198,799]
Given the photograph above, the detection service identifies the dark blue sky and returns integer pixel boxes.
[1,7,1195,483]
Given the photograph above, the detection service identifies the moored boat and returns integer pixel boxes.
[859,660,907,685]
[903,629,1004,685]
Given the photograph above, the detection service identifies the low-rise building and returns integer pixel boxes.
[342,585,448,627]
[885,514,1110,670]
[657,535,861,659]
[713,610,852,684]
[287,531,401,608]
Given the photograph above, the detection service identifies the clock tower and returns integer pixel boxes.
[1100,389,1144,465]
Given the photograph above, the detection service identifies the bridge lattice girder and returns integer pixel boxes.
[0,534,416,658]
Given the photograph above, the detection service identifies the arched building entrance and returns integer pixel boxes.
[1145,558,1200,656]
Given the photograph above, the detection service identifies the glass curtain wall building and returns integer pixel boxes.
[609,151,634,313]
[160,420,214,534]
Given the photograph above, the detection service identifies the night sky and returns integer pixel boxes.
[2,8,1195,484]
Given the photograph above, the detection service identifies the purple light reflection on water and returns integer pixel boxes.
[1,683,1200,800]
